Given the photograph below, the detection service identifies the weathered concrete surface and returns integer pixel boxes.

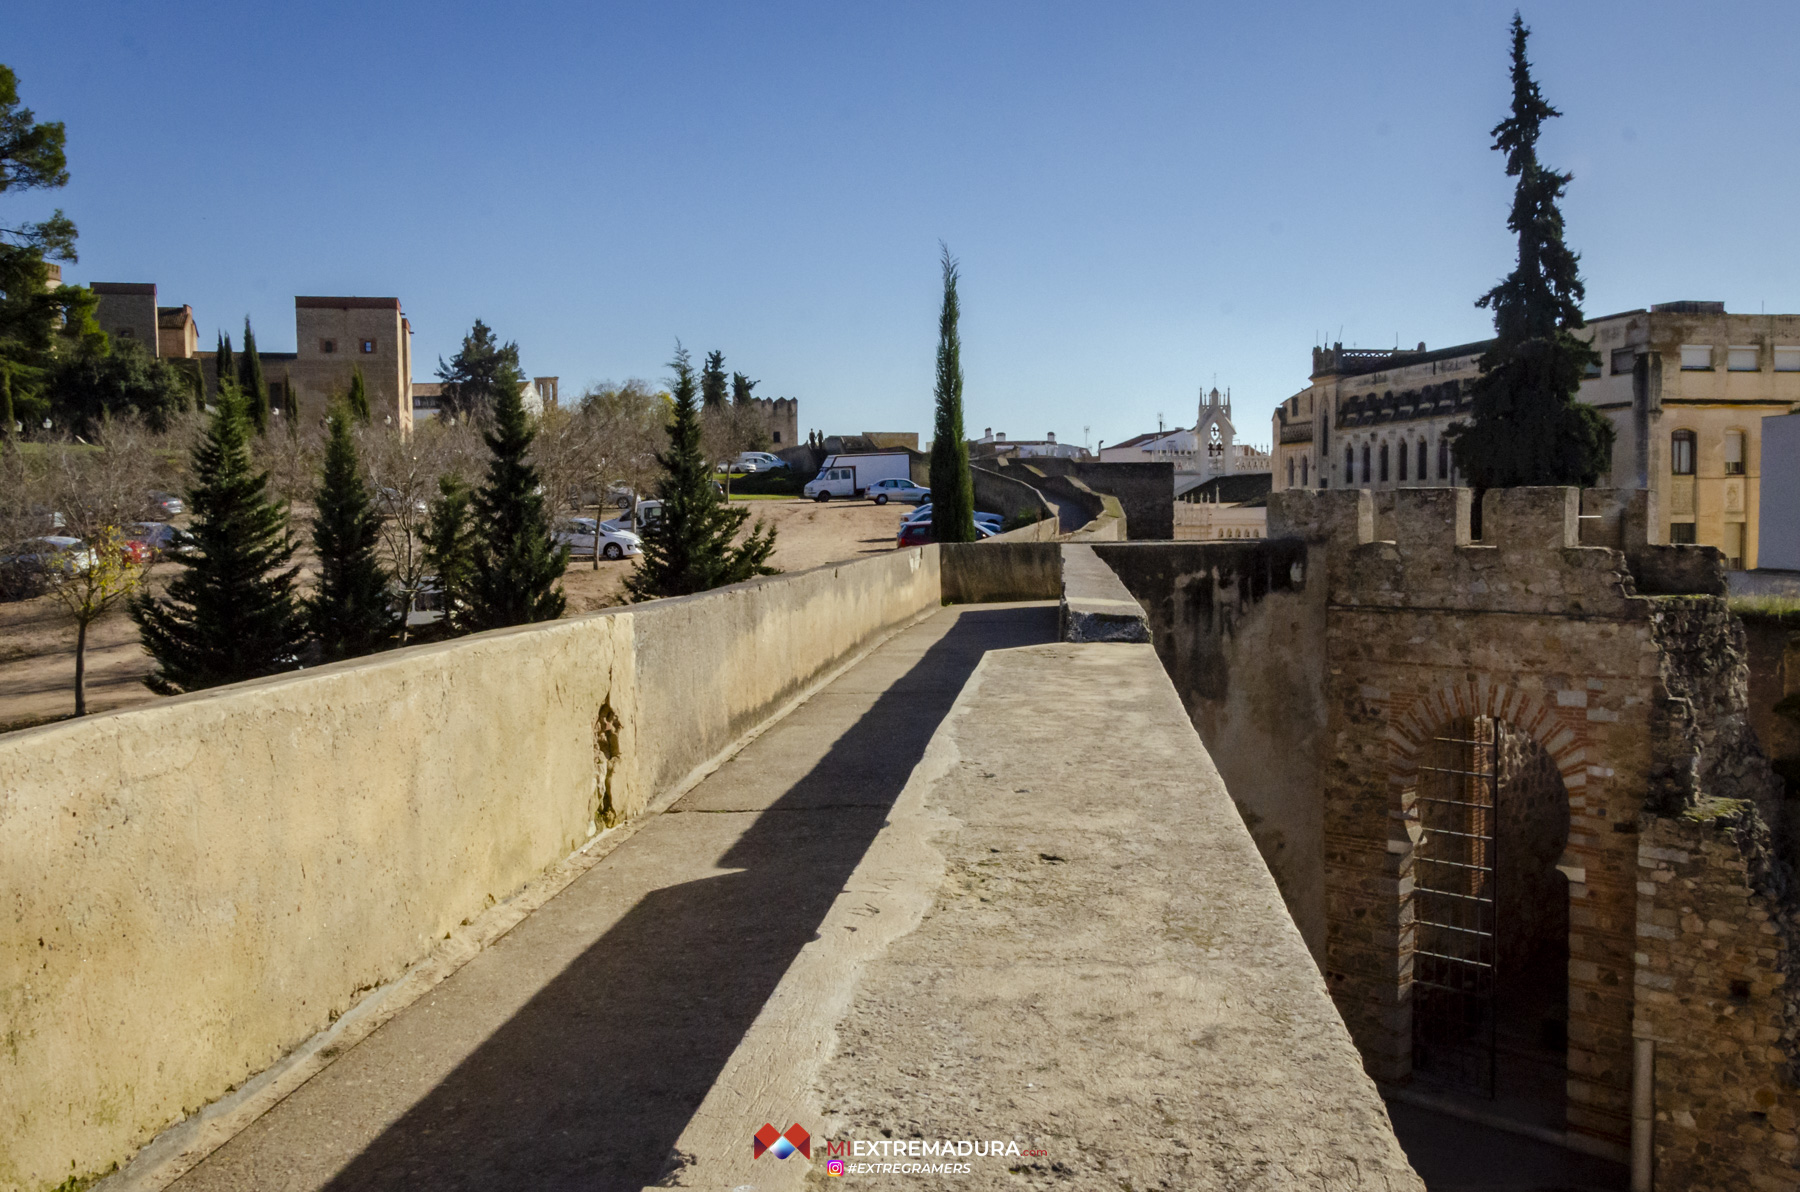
[1092,540,1329,962]
[1058,543,1150,642]
[727,641,1419,1190]
[0,547,940,1192]
[158,603,1059,1192]
[940,541,1061,603]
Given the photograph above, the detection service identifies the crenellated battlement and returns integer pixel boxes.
[1268,485,1728,612]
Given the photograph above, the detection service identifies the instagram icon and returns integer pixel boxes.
[826,1158,846,1177]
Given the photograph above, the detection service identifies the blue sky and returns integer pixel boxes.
[9,1,1800,449]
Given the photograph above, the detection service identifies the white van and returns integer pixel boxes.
[802,452,913,501]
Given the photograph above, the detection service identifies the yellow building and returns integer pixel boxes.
[1271,302,1800,569]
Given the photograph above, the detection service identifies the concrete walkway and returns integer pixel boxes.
[167,603,1059,1191]
[166,600,1420,1191]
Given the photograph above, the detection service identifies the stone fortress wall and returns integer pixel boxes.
[1090,486,1800,1191]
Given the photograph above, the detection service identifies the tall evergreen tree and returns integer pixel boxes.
[927,245,976,542]
[730,371,758,407]
[1,368,14,445]
[700,350,728,411]
[239,317,269,434]
[308,407,397,659]
[625,344,777,600]
[436,318,523,420]
[346,365,371,423]
[130,384,306,693]
[1449,14,1614,490]
[214,331,233,404]
[423,474,477,635]
[464,376,567,629]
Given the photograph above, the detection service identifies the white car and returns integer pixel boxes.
[733,452,788,474]
[902,505,1003,530]
[553,518,643,561]
[866,477,930,505]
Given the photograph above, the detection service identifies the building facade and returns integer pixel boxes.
[1271,303,1800,569]
[1113,387,1271,495]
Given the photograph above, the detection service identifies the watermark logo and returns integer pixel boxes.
[826,1158,847,1176]
[752,1123,811,1160]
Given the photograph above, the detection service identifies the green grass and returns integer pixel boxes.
[1730,594,1800,623]
[729,492,798,501]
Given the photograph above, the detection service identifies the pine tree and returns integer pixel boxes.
[436,319,523,420]
[130,384,306,693]
[346,365,371,423]
[625,344,777,601]
[700,350,728,411]
[422,475,477,636]
[309,406,397,659]
[464,377,567,629]
[214,332,233,403]
[1449,14,1615,490]
[239,317,269,434]
[730,371,757,407]
[927,245,976,542]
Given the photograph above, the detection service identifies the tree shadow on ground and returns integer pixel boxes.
[319,604,1056,1192]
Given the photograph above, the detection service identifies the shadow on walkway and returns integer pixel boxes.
[318,605,1056,1192]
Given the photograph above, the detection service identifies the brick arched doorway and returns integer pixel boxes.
[1404,715,1572,1127]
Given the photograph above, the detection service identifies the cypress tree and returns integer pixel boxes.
[214,332,233,403]
[1449,13,1614,490]
[927,245,976,542]
[346,365,371,423]
[464,376,567,629]
[130,384,306,693]
[700,350,728,411]
[423,475,477,635]
[309,406,397,659]
[239,317,269,435]
[1,369,13,446]
[624,344,777,601]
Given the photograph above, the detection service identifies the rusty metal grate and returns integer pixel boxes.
[1411,720,1498,1097]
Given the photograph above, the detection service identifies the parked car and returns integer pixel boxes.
[378,487,429,516]
[4,536,97,575]
[148,492,184,518]
[804,452,912,500]
[553,517,644,560]
[733,451,788,473]
[894,519,999,547]
[126,522,191,559]
[902,505,1002,530]
[866,477,930,506]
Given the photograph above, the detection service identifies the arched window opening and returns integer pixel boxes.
[1379,443,1390,483]
[1671,429,1696,475]
[1399,439,1409,482]
[1287,457,1296,488]
[1417,438,1428,480]
[1361,444,1371,484]
[1346,445,1355,483]
[1301,455,1309,487]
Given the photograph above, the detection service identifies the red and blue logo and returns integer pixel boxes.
[753,1123,811,1160]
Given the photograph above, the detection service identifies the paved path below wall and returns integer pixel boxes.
[164,600,1420,1192]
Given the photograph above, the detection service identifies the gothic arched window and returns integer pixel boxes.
[1346,445,1355,483]
[1287,457,1295,487]
[1417,438,1427,480]
[1301,456,1309,487]
[1398,440,1408,482]
[1378,443,1389,483]
[1361,444,1371,484]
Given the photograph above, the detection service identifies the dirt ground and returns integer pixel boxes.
[0,497,911,732]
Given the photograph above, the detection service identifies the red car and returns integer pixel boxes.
[897,520,933,547]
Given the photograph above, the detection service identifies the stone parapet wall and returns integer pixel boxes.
[1635,803,1800,1192]
[0,548,941,1191]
